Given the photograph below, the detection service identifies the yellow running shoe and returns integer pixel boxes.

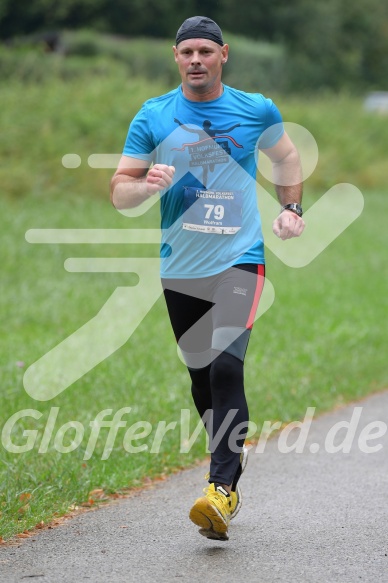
[203,445,249,520]
[189,483,231,541]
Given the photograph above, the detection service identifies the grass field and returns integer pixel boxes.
[1,69,387,540]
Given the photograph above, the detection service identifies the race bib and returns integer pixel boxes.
[182,187,243,234]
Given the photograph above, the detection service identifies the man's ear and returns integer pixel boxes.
[221,43,229,64]
[172,45,178,63]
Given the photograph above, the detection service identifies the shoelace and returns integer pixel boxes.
[203,486,231,519]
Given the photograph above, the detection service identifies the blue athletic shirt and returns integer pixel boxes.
[123,84,283,279]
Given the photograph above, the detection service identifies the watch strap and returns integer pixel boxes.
[281,203,303,217]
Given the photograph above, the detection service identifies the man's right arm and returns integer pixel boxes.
[110,156,175,210]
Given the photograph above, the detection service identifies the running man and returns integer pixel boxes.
[110,16,305,541]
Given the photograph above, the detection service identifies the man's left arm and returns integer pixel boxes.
[260,131,305,241]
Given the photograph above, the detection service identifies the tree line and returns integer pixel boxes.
[1,0,387,91]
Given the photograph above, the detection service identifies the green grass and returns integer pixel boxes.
[0,70,387,540]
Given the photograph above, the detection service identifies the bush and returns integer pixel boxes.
[0,30,285,92]
[223,33,286,93]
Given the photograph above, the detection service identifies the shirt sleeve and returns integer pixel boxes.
[122,104,155,162]
[258,98,284,149]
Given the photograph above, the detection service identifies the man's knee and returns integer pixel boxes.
[210,351,243,388]
[188,364,211,391]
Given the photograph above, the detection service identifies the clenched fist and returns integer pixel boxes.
[273,209,305,240]
[146,164,175,196]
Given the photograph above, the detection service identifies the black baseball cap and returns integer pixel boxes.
[175,16,224,47]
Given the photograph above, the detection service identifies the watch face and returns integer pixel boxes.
[283,203,303,217]
[294,205,302,216]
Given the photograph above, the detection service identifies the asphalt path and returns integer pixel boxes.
[1,391,388,583]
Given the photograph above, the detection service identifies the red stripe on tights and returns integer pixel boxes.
[246,264,265,329]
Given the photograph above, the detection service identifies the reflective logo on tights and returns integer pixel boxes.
[233,286,247,296]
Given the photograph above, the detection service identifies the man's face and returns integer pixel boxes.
[173,38,229,93]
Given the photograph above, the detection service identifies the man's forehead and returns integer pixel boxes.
[177,38,222,50]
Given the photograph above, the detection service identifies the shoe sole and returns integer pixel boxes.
[198,527,229,541]
[240,444,249,473]
[189,499,229,541]
[230,445,249,520]
[230,484,242,520]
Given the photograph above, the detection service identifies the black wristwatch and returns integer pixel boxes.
[281,203,303,217]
